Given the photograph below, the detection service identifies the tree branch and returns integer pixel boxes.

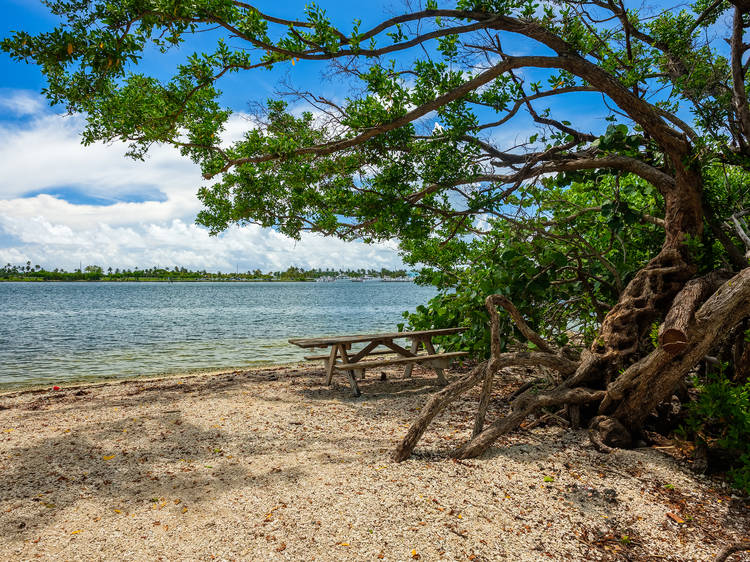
[731,6,750,149]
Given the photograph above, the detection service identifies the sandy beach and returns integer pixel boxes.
[0,363,747,561]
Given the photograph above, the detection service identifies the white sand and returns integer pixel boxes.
[0,364,747,560]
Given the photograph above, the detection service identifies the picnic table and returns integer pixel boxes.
[288,328,467,397]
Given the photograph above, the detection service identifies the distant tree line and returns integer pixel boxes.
[0,262,408,282]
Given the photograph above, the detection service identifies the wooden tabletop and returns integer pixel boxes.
[288,327,466,348]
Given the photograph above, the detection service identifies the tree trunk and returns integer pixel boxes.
[607,267,750,430]
[733,320,750,383]
[583,173,705,427]
[658,272,732,354]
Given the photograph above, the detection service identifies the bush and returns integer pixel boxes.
[683,365,750,494]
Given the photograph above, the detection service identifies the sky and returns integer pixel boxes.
[0,0,706,273]
[0,1,414,272]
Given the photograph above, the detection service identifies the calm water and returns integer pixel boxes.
[0,281,436,388]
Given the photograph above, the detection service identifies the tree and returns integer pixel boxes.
[4,0,749,459]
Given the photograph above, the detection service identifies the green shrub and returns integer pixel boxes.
[683,365,750,493]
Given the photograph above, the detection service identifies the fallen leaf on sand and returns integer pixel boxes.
[666,512,685,524]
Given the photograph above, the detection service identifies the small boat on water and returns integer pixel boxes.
[381,276,413,282]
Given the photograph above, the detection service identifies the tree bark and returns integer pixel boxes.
[733,319,750,383]
[714,540,750,562]
[610,267,750,430]
[579,171,705,415]
[393,350,577,461]
[658,271,732,354]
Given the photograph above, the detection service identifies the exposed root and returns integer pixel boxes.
[394,269,750,462]
[472,360,494,438]
[393,362,487,462]
[612,267,750,430]
[393,290,584,462]
[714,540,750,562]
[454,387,606,459]
[473,295,570,437]
[524,408,569,430]
[588,416,632,454]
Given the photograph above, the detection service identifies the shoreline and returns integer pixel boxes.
[0,361,309,395]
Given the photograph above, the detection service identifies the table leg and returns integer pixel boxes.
[325,345,339,385]
[403,338,421,378]
[424,339,448,385]
[351,341,379,379]
[338,346,361,397]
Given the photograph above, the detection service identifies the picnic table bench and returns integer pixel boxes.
[288,328,467,397]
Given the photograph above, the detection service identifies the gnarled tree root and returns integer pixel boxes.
[393,362,488,462]
[714,541,750,562]
[394,268,750,462]
[392,349,577,462]
[588,416,632,454]
[609,267,750,430]
[454,387,605,459]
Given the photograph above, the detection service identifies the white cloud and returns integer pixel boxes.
[0,90,404,272]
[0,215,402,271]
[0,110,204,204]
[0,89,46,116]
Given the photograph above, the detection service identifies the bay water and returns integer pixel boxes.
[0,281,436,388]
